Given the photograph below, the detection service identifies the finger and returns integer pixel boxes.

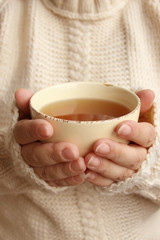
[85,170,113,187]
[136,89,155,115]
[22,142,80,166]
[47,173,85,187]
[115,120,155,148]
[33,157,86,181]
[15,88,34,115]
[92,139,147,170]
[14,119,53,144]
[85,153,135,181]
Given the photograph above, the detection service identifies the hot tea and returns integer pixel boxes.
[30,82,140,155]
[40,98,130,121]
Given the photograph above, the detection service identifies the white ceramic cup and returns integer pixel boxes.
[30,82,140,156]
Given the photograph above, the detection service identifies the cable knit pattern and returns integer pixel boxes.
[68,20,91,82]
[75,183,107,240]
[1,0,160,239]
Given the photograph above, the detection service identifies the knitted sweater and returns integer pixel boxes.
[0,0,160,239]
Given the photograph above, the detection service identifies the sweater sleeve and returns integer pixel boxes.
[95,101,160,204]
[0,101,68,195]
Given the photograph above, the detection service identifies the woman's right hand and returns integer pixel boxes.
[14,89,86,187]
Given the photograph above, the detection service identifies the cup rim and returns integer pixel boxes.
[30,82,141,124]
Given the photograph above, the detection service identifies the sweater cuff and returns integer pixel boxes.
[5,101,68,194]
[95,103,160,204]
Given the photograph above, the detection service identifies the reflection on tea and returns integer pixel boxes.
[40,98,130,121]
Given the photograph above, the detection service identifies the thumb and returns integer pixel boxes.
[15,88,34,115]
[136,89,155,115]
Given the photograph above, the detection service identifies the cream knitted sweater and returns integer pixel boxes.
[0,0,160,239]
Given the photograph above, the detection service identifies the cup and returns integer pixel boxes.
[30,82,140,156]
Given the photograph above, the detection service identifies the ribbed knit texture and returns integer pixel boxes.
[0,0,160,239]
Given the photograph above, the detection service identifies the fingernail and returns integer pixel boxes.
[62,148,77,160]
[95,143,110,155]
[85,172,96,180]
[87,156,100,168]
[38,125,50,138]
[70,159,85,171]
[118,124,132,136]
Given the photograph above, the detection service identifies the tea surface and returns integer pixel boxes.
[40,98,130,121]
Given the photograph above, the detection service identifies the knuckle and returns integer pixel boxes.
[21,145,29,163]
[21,143,40,166]
[51,163,70,180]
[129,157,142,170]
[46,144,58,164]
[116,169,133,181]
[63,163,74,177]
[53,143,69,162]
[145,130,155,147]
[130,148,147,170]
[40,167,50,180]
[145,138,153,148]
[26,120,43,141]
[31,153,40,166]
[45,162,77,181]
[138,123,155,147]
[52,143,62,156]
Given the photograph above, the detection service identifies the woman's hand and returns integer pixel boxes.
[85,90,156,187]
[14,89,86,187]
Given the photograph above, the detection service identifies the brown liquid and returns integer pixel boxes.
[41,99,130,121]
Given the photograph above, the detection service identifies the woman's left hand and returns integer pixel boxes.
[85,90,156,187]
